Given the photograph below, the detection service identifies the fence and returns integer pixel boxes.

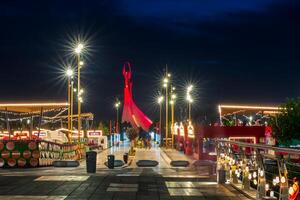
[216,139,300,200]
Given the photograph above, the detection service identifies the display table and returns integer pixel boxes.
[0,140,85,168]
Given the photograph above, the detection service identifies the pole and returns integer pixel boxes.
[165,65,169,147]
[67,77,71,143]
[188,102,191,121]
[5,107,10,140]
[159,103,162,145]
[77,54,81,143]
[70,80,74,143]
[116,107,119,133]
[171,102,174,148]
[37,107,44,139]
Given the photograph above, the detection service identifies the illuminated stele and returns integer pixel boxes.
[179,122,185,136]
[187,121,194,138]
[173,122,179,135]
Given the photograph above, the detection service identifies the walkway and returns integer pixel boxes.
[0,141,251,200]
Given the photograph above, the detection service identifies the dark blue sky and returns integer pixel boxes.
[0,0,299,122]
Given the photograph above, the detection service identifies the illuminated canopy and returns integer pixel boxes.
[219,104,280,116]
[0,102,69,113]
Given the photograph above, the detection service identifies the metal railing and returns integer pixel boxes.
[215,139,300,200]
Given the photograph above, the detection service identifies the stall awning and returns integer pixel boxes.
[0,102,69,113]
[218,104,280,116]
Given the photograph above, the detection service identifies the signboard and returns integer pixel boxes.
[87,130,102,137]
[33,131,47,137]
[13,131,29,137]
[71,131,84,138]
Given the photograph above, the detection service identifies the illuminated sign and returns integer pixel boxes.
[88,130,102,137]
[0,131,9,136]
[71,131,84,138]
[187,121,194,138]
[179,122,185,136]
[13,131,29,137]
[33,131,47,137]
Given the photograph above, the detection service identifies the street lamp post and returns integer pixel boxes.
[186,85,193,122]
[170,89,176,148]
[66,68,74,143]
[75,43,83,143]
[70,78,74,142]
[114,101,121,133]
[157,96,164,145]
[163,71,171,147]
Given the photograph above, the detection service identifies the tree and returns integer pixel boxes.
[98,122,109,136]
[270,98,300,146]
[126,127,138,156]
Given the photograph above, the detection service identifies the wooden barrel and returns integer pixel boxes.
[32,150,40,159]
[29,158,38,167]
[0,142,4,151]
[28,142,37,150]
[22,150,31,159]
[17,158,26,167]
[0,158,4,167]
[12,150,21,159]
[6,141,15,151]
[1,150,10,159]
[7,158,16,167]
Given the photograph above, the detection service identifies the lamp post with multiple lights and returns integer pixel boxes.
[66,68,74,143]
[74,43,84,142]
[163,71,171,147]
[170,88,176,148]
[186,85,193,122]
[114,100,121,133]
[157,95,164,144]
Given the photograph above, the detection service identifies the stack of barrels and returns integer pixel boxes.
[0,141,39,168]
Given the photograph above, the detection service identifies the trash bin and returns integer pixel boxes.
[107,154,115,169]
[218,169,226,184]
[123,153,128,164]
[86,151,97,173]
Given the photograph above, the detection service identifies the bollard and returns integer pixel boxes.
[107,154,115,169]
[123,153,128,164]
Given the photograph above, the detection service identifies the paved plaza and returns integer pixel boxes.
[0,142,250,200]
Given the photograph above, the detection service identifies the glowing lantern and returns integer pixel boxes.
[253,172,257,178]
[265,184,269,191]
[248,174,252,180]
[260,170,264,177]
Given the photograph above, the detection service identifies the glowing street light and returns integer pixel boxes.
[74,43,85,143]
[66,68,74,77]
[66,68,74,143]
[162,68,170,146]
[186,84,193,121]
[74,43,84,54]
[114,100,121,133]
[170,90,176,148]
[157,95,164,142]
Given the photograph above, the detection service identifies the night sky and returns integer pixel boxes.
[0,0,300,123]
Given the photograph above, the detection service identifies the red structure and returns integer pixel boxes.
[122,62,152,131]
[175,124,267,160]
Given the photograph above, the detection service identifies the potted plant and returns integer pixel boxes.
[126,128,138,156]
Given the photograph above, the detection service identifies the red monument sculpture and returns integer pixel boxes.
[122,62,152,131]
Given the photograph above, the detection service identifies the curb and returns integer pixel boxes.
[229,183,256,200]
